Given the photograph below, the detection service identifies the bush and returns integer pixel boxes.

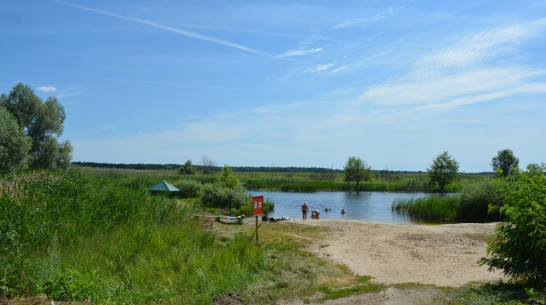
[175,179,203,198]
[458,179,501,221]
[479,164,546,282]
[201,183,250,210]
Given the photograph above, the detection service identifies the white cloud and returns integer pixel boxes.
[305,63,335,74]
[359,67,546,107]
[330,65,348,73]
[56,86,85,99]
[37,86,57,93]
[420,19,546,69]
[274,48,323,58]
[333,6,397,29]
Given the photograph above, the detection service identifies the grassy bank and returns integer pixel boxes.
[0,169,370,304]
[0,170,269,303]
[2,169,542,304]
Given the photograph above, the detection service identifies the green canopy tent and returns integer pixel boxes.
[147,180,180,203]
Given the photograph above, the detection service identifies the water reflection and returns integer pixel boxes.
[249,190,435,225]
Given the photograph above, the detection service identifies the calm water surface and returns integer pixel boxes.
[249,190,431,225]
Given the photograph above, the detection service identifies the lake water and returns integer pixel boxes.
[248,190,432,225]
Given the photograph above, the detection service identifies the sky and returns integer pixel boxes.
[1,0,545,172]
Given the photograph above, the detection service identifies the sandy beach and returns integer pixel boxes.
[296,219,504,287]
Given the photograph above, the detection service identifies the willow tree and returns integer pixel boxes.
[343,156,371,191]
[427,151,459,193]
[0,83,72,169]
[0,106,32,174]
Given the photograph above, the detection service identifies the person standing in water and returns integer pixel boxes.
[302,202,309,220]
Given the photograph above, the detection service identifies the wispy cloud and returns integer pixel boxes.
[275,48,323,58]
[420,18,546,69]
[333,6,397,29]
[360,67,546,107]
[305,63,335,74]
[330,65,348,73]
[358,19,546,113]
[54,0,268,56]
[56,86,85,99]
[37,86,57,93]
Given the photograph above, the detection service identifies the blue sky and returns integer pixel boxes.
[1,0,545,172]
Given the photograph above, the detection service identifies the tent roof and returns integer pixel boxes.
[147,180,180,192]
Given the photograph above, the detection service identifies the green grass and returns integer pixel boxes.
[0,170,268,304]
[446,281,545,305]
[317,275,386,301]
[0,170,367,304]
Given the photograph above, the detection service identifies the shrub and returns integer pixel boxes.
[479,164,546,282]
[175,179,203,198]
[201,183,250,210]
[458,179,501,221]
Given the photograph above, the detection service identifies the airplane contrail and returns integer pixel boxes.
[54,0,268,56]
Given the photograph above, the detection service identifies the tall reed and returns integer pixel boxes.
[0,170,267,304]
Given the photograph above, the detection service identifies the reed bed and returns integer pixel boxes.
[391,180,501,221]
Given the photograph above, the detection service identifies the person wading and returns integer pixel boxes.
[302,202,309,220]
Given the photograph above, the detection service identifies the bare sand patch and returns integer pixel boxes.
[297,219,504,287]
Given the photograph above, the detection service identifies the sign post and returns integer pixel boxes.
[252,195,264,241]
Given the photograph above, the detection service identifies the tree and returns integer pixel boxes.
[0,107,32,174]
[178,160,196,175]
[491,149,519,177]
[0,83,72,169]
[201,155,216,174]
[427,151,459,193]
[479,164,546,282]
[219,165,239,189]
[343,156,371,191]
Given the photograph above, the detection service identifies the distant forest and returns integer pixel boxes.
[72,161,345,173]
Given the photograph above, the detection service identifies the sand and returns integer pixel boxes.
[298,219,504,287]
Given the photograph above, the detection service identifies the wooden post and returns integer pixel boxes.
[255,216,259,241]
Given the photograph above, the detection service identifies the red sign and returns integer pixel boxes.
[252,195,264,216]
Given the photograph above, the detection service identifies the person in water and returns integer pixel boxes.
[341,209,346,214]
[302,202,309,220]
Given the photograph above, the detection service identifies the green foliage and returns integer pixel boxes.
[392,179,501,221]
[392,195,459,220]
[174,178,203,198]
[458,180,501,221]
[0,170,268,304]
[449,281,545,305]
[318,276,386,301]
[343,156,371,191]
[491,149,519,177]
[178,159,196,175]
[0,83,72,170]
[0,107,31,175]
[219,165,239,189]
[427,151,459,193]
[479,164,546,282]
[201,183,249,210]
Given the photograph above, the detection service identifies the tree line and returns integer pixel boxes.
[343,149,521,193]
[72,161,346,174]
